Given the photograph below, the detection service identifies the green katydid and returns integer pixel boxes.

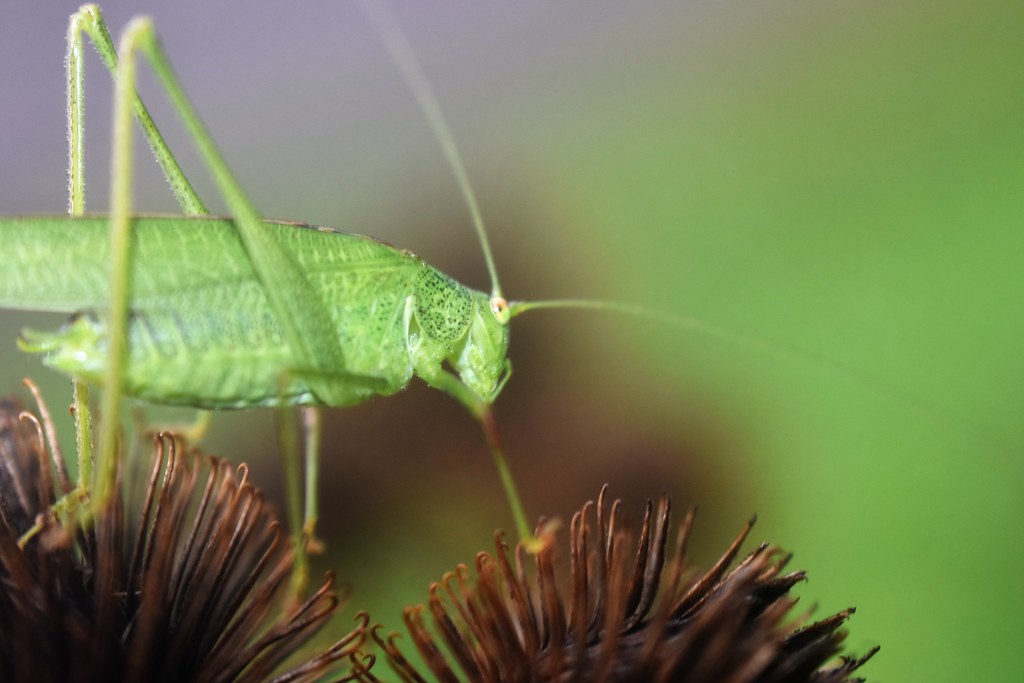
[3,1,638,574]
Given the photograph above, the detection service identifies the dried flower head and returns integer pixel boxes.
[370,486,877,682]
[0,394,367,682]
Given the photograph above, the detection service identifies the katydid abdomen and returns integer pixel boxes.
[0,215,501,409]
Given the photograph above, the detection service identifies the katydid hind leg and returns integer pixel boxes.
[76,11,358,598]
[109,17,348,406]
[127,13,331,591]
[64,7,210,502]
[68,5,207,215]
[65,7,92,497]
[91,15,148,513]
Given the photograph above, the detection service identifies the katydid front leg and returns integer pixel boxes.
[410,357,537,549]
[402,296,535,547]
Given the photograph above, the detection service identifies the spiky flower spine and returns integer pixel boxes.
[370,486,877,682]
[0,396,367,682]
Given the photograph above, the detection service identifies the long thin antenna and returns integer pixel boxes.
[511,299,789,355]
[510,297,974,438]
[358,0,503,298]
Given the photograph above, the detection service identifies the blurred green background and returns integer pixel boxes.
[1,1,1021,679]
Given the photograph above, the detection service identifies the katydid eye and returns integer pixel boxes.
[490,297,510,325]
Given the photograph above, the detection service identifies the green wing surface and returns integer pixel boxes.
[0,216,430,407]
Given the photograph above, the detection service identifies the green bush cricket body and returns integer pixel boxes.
[6,215,513,414]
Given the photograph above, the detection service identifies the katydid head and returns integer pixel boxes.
[453,295,512,404]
